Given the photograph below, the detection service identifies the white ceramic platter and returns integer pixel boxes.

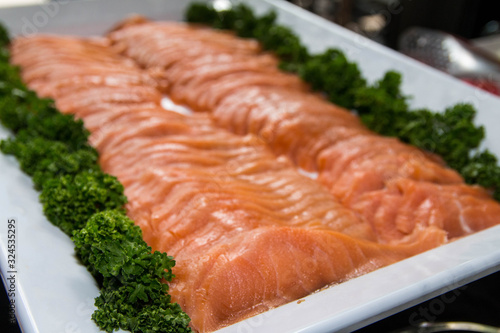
[1,1,500,332]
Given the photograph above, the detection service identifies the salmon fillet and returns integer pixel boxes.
[109,21,261,71]
[170,225,446,332]
[107,20,500,245]
[9,34,160,96]
[351,178,500,242]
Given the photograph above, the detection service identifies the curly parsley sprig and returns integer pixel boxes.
[0,23,191,332]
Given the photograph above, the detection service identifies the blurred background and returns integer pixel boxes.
[286,0,500,95]
[286,0,500,50]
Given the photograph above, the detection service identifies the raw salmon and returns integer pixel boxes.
[10,30,499,333]
[106,19,500,249]
[170,225,446,332]
[108,21,261,70]
[350,178,500,242]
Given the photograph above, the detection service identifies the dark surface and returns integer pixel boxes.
[384,0,500,49]
[287,0,500,49]
[1,277,21,333]
[355,270,500,332]
[1,270,499,332]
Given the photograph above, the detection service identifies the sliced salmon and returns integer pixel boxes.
[351,178,500,242]
[108,22,261,70]
[11,30,500,333]
[29,72,159,99]
[170,225,446,332]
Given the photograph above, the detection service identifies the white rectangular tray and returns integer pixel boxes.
[1,1,500,332]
